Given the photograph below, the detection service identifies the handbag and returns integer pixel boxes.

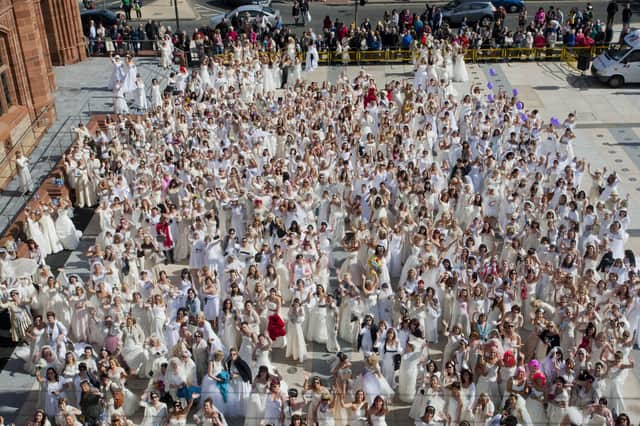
[122,257,130,276]
[305,10,311,23]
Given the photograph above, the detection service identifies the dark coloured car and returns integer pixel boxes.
[490,0,525,13]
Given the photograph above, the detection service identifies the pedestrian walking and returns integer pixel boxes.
[301,0,311,25]
[134,0,142,19]
[606,0,619,28]
[121,0,132,20]
[622,2,633,26]
[292,1,300,25]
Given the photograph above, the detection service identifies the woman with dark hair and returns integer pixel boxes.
[367,395,389,426]
[29,409,51,426]
[225,347,252,417]
[219,298,238,350]
[35,367,65,420]
[167,393,199,425]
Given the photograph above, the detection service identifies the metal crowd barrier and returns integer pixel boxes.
[84,37,614,67]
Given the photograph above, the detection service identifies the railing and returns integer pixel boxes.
[0,106,52,191]
[85,37,159,56]
[0,114,81,237]
[82,36,614,67]
[0,66,173,237]
[205,45,613,66]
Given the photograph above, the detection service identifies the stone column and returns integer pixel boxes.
[12,0,56,120]
[40,0,87,66]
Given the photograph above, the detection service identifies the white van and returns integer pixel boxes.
[591,30,640,87]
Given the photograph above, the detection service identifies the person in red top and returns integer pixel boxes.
[323,16,332,31]
[533,32,547,48]
[155,215,174,264]
[337,24,349,41]
[364,86,377,108]
[227,26,238,43]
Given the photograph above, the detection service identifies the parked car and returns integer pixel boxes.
[209,5,280,28]
[489,0,524,13]
[441,1,496,27]
[224,0,272,7]
[80,9,118,36]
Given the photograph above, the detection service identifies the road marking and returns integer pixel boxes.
[99,0,122,8]
[193,4,226,15]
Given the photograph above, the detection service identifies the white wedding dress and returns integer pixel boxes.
[356,367,394,404]
[39,209,63,254]
[452,54,469,82]
[55,208,82,250]
[27,217,51,255]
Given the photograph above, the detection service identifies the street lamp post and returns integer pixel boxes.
[354,0,358,31]
[174,0,181,32]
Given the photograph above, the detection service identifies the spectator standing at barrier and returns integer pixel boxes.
[606,1,619,28]
[432,7,442,30]
[87,20,97,56]
[144,19,158,43]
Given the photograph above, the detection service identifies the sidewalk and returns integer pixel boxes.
[126,0,198,21]
[323,0,431,5]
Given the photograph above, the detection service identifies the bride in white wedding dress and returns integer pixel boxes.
[39,205,63,254]
[26,208,51,255]
[54,199,82,250]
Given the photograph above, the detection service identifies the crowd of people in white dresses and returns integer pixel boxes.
[0,39,638,426]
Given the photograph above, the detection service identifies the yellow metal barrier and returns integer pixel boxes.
[503,47,535,61]
[474,48,505,62]
[209,45,613,67]
[536,46,564,60]
[359,49,387,63]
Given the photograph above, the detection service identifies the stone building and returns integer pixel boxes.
[0,0,85,187]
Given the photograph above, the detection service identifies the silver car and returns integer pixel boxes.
[224,0,272,6]
[441,1,496,27]
[209,5,280,28]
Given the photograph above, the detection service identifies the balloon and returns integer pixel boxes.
[519,112,528,122]
[516,101,524,110]
[550,117,561,126]
[487,82,493,90]
[487,94,495,103]
[489,68,497,76]
[512,88,519,97]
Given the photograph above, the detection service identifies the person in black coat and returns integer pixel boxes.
[606,1,619,28]
[226,350,252,384]
[357,314,379,354]
[79,380,104,426]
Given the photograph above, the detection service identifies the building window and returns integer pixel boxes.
[0,36,15,115]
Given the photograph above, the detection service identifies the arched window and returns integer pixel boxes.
[0,34,15,115]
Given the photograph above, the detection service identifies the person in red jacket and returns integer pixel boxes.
[155,215,174,264]
[533,31,547,48]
